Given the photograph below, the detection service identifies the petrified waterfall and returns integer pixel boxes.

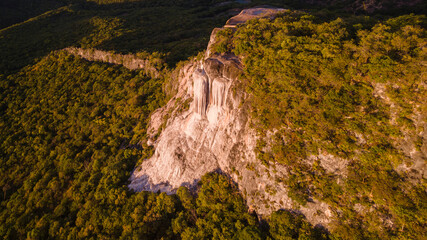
[128,55,243,194]
[193,68,209,116]
[129,7,334,226]
[211,79,227,107]
[193,61,232,118]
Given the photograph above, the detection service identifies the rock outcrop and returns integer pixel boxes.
[129,7,333,226]
[224,7,285,27]
[65,47,161,78]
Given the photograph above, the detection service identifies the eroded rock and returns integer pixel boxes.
[129,7,333,227]
[65,47,161,78]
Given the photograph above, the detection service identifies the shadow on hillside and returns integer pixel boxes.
[0,0,240,74]
[1,0,425,75]
[0,5,95,74]
[84,1,238,66]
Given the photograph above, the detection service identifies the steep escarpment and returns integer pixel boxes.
[129,7,334,226]
[204,11,426,238]
[130,8,426,236]
[128,52,248,193]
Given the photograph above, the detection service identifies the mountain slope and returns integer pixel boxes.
[130,8,427,238]
[0,1,426,239]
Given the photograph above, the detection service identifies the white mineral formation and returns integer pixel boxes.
[128,53,246,193]
[129,7,333,226]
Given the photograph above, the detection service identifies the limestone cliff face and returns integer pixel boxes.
[129,7,333,226]
[128,53,249,194]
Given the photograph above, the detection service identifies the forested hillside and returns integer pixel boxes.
[0,53,321,240]
[214,11,426,239]
[0,0,325,239]
[1,0,426,239]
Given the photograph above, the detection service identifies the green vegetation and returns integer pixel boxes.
[0,1,327,239]
[0,0,67,29]
[0,51,166,238]
[173,173,259,239]
[269,210,328,240]
[0,59,317,235]
[2,51,316,239]
[1,0,426,239]
[214,10,426,239]
[249,0,426,15]
[0,0,235,75]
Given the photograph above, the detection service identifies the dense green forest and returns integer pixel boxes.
[0,52,321,240]
[1,0,426,239]
[0,0,326,239]
[0,50,324,239]
[214,10,426,239]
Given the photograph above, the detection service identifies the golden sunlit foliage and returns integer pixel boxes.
[214,11,426,239]
[1,0,426,239]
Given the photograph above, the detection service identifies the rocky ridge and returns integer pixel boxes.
[65,47,161,78]
[128,7,334,227]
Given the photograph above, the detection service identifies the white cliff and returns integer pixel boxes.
[129,53,246,193]
[129,7,333,226]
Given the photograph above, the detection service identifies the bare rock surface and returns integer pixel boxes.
[129,7,333,226]
[224,7,285,27]
[65,47,161,78]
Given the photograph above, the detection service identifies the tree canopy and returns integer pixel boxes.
[213,11,426,239]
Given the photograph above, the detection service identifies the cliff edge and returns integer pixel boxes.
[128,7,333,227]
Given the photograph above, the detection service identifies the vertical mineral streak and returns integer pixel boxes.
[193,68,209,116]
[211,79,227,107]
